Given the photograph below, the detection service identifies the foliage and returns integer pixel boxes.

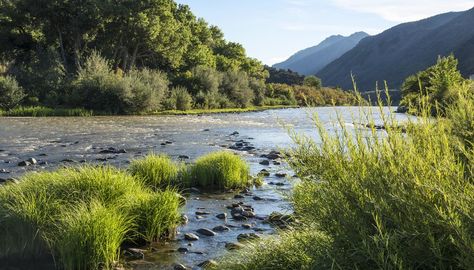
[265,66,305,85]
[1,106,93,117]
[225,87,474,269]
[221,70,254,108]
[0,166,181,269]
[189,151,251,191]
[166,86,193,111]
[0,75,25,110]
[303,75,322,89]
[129,154,182,190]
[399,55,465,115]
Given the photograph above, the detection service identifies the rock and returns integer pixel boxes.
[100,147,126,154]
[196,228,217,236]
[177,194,187,206]
[196,215,205,220]
[252,196,263,201]
[174,263,188,270]
[231,213,247,221]
[258,169,270,177]
[242,224,252,229]
[273,161,281,165]
[177,247,189,253]
[266,151,282,160]
[195,211,210,215]
[0,169,9,174]
[179,155,190,160]
[216,213,227,219]
[26,158,37,165]
[230,131,239,136]
[197,260,218,268]
[124,248,145,260]
[18,160,31,167]
[237,233,260,242]
[213,225,230,232]
[241,211,256,218]
[184,233,199,241]
[39,161,48,166]
[203,129,210,132]
[61,159,77,163]
[275,172,287,178]
[234,194,245,199]
[275,182,285,186]
[160,143,167,146]
[38,153,48,156]
[165,141,173,144]
[225,242,245,250]
[181,214,189,224]
[259,160,270,166]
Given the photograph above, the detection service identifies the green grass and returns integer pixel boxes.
[189,151,251,191]
[129,154,183,190]
[0,166,181,269]
[221,85,474,269]
[0,106,93,117]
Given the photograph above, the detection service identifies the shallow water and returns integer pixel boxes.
[0,107,409,269]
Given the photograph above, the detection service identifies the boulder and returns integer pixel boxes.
[184,233,199,241]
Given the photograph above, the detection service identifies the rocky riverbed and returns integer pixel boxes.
[0,107,408,269]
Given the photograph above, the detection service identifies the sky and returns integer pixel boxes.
[175,0,474,65]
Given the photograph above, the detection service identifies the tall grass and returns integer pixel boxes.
[189,151,251,191]
[1,106,93,117]
[0,166,181,269]
[129,154,182,190]
[221,86,474,269]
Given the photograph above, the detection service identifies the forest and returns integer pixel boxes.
[0,0,359,115]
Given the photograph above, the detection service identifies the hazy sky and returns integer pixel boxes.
[175,0,473,65]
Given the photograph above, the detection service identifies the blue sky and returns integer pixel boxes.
[175,0,473,65]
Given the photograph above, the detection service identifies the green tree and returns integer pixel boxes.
[303,75,322,89]
[0,75,26,110]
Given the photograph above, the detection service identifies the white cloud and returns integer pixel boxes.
[331,0,474,22]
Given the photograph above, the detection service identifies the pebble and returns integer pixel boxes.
[213,225,230,232]
[196,228,217,236]
[184,233,199,241]
[216,213,227,219]
[195,211,210,215]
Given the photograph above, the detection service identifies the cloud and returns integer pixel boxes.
[331,0,474,22]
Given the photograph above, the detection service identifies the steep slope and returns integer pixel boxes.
[317,8,474,91]
[273,32,369,75]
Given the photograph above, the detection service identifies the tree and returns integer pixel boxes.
[0,75,25,110]
[303,75,322,89]
[221,70,254,108]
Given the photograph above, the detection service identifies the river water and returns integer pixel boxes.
[0,107,409,269]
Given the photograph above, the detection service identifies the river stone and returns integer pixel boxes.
[242,224,253,229]
[273,161,281,165]
[174,263,188,270]
[196,228,217,236]
[275,172,287,178]
[252,196,263,201]
[237,233,261,242]
[26,158,37,165]
[184,233,199,241]
[181,214,189,224]
[259,160,270,165]
[197,260,218,268]
[266,151,282,160]
[213,225,230,232]
[258,169,270,177]
[234,194,244,199]
[216,213,227,219]
[241,211,256,218]
[177,247,189,253]
[230,131,239,136]
[225,242,245,250]
[178,155,190,159]
[195,211,210,215]
[124,248,145,260]
[0,169,9,173]
[18,160,30,167]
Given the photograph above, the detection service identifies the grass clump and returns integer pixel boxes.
[0,166,181,269]
[129,154,182,190]
[189,151,251,191]
[222,86,474,269]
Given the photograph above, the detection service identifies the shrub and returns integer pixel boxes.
[303,75,322,89]
[129,154,182,190]
[221,70,254,108]
[166,86,193,111]
[0,166,181,268]
[189,151,250,190]
[0,75,25,110]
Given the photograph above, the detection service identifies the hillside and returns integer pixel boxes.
[273,32,369,75]
[317,8,474,91]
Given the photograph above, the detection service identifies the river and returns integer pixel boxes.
[0,107,409,269]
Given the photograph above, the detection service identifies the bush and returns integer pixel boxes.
[303,75,322,89]
[0,75,25,110]
[221,70,254,108]
[0,166,181,269]
[165,86,193,111]
[129,154,182,190]
[189,151,250,191]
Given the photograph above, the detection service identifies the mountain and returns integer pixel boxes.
[317,7,474,91]
[273,32,369,75]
